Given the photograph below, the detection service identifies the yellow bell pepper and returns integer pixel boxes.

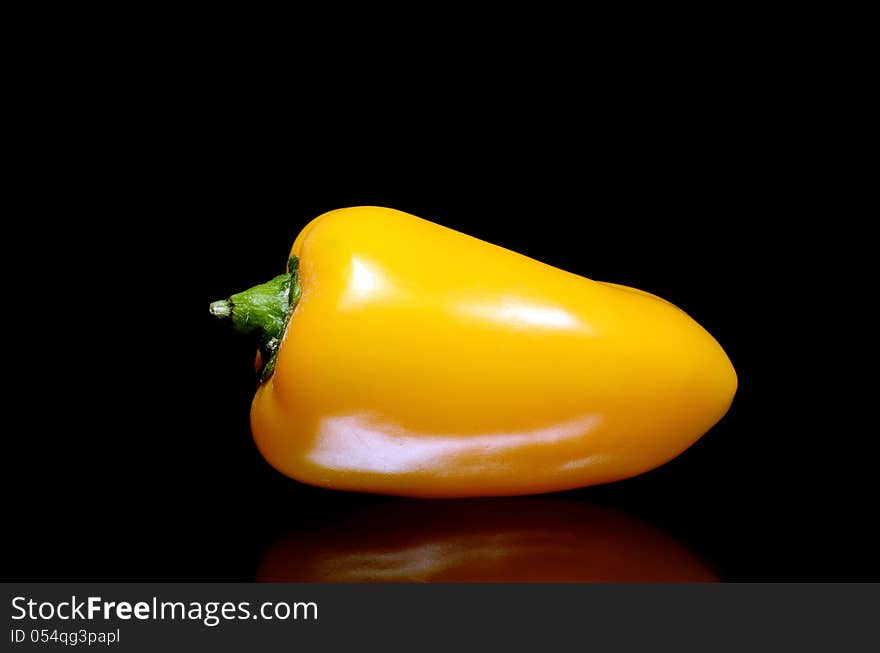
[210,206,736,497]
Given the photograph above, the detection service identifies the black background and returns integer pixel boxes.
[5,38,873,582]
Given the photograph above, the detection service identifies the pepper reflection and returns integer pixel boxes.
[257,499,717,582]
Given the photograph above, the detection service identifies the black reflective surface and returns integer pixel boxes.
[256,498,718,582]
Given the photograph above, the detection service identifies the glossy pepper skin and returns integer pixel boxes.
[220,206,736,497]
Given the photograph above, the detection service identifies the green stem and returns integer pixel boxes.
[210,256,302,382]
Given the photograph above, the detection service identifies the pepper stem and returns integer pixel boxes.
[210,256,301,382]
[209,300,232,318]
